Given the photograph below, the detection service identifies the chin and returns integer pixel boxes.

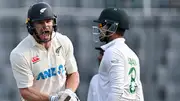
[45,38,51,41]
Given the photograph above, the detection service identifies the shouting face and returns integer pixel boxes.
[33,19,54,42]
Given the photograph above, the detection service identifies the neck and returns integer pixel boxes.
[41,41,51,50]
[113,33,122,38]
[32,34,52,50]
[108,33,122,42]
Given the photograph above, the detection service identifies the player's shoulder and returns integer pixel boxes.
[10,35,33,58]
[54,32,71,42]
[54,32,72,47]
[103,43,126,60]
[54,32,70,40]
[10,46,25,62]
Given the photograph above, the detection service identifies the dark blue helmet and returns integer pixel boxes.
[94,8,129,30]
[26,2,57,35]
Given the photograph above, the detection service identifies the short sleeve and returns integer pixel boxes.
[10,52,34,88]
[64,37,78,74]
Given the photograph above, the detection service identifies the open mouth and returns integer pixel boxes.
[39,30,51,40]
[41,30,50,34]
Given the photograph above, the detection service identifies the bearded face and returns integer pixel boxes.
[33,19,54,43]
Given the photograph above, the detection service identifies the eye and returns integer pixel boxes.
[34,19,52,25]
[35,21,43,24]
[45,19,52,23]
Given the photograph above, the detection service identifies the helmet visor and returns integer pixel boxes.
[92,26,100,42]
[92,22,119,42]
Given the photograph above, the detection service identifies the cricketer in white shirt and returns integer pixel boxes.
[10,32,78,101]
[88,38,144,101]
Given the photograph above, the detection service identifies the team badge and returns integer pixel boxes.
[56,46,62,55]
[40,8,47,14]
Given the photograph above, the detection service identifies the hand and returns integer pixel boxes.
[57,89,80,101]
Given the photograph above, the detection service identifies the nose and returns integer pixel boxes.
[42,21,49,28]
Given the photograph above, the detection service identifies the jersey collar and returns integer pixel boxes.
[101,38,125,51]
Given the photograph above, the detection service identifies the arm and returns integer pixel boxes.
[105,50,125,101]
[66,72,80,92]
[10,53,52,101]
[19,87,49,101]
[57,72,79,101]
[56,37,80,101]
[64,36,80,92]
[10,53,59,101]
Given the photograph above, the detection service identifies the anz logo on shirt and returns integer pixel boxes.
[36,64,66,80]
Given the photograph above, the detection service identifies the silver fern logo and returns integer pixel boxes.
[40,8,47,14]
[56,46,62,55]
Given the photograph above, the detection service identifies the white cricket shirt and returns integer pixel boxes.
[87,74,100,101]
[98,38,144,101]
[10,32,78,100]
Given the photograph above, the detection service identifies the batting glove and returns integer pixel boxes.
[57,89,80,101]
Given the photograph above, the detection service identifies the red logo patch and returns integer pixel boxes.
[32,56,40,64]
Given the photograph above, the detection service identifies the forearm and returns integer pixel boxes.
[20,87,49,101]
[66,72,80,92]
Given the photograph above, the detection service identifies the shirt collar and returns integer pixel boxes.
[101,38,125,51]
[29,31,56,47]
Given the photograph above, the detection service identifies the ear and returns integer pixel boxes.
[26,21,35,35]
